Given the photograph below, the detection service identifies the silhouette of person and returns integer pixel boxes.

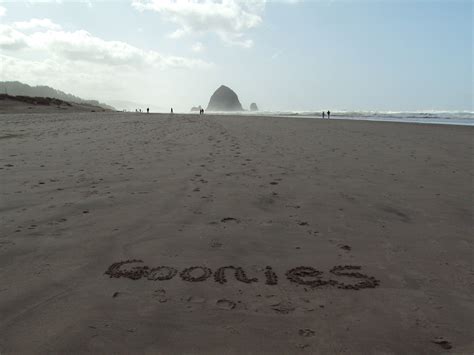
[322,111,325,119]
[327,110,330,119]
[147,108,149,114]
[171,108,173,114]
[202,108,204,115]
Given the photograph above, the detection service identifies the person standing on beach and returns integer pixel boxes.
[322,111,325,119]
[327,110,331,119]
[146,108,149,114]
[171,108,173,114]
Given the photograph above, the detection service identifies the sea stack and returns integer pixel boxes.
[250,103,258,111]
[206,85,243,111]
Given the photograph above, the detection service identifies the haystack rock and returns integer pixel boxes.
[206,85,243,111]
[250,103,258,111]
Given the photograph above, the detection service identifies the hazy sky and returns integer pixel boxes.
[0,0,472,112]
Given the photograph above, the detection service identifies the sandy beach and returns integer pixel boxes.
[0,112,473,354]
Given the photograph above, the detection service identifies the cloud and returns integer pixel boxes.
[13,18,62,31]
[217,32,253,48]
[0,25,29,50]
[191,41,204,52]
[271,49,283,60]
[131,0,265,47]
[0,21,212,69]
[0,18,213,105]
[0,53,129,98]
[24,0,93,4]
[0,5,6,17]
[26,0,63,3]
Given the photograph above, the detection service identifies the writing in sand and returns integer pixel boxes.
[105,260,380,290]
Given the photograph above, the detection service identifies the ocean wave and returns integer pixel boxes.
[215,110,474,126]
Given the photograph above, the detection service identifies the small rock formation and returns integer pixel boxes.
[250,102,258,111]
[190,105,202,112]
[206,85,243,111]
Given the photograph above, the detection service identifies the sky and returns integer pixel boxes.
[0,0,472,112]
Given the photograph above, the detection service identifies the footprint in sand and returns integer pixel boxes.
[339,244,351,251]
[216,299,236,310]
[271,301,295,314]
[298,329,315,337]
[210,240,223,249]
[186,296,205,303]
[0,241,15,250]
[431,337,452,350]
[220,217,240,223]
[153,288,168,303]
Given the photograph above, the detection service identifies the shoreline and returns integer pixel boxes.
[4,110,473,129]
[200,111,474,127]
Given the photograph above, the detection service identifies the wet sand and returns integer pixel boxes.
[0,112,473,354]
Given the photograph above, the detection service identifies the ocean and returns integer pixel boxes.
[220,110,474,126]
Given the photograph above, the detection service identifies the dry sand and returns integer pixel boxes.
[0,112,473,354]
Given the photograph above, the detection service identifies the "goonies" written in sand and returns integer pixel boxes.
[105,260,381,290]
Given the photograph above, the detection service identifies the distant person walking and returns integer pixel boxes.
[327,110,331,119]
[322,111,325,119]
[147,108,149,114]
[171,107,174,114]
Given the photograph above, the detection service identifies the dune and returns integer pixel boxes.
[0,94,113,114]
